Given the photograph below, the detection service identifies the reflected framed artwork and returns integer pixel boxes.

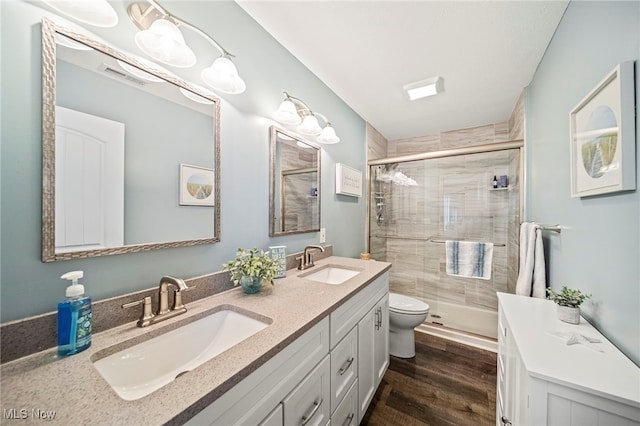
[569,61,635,198]
[179,164,215,206]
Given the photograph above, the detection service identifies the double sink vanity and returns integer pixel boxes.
[0,256,391,425]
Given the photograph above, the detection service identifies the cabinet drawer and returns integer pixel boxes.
[283,355,331,426]
[331,379,358,426]
[330,272,389,349]
[330,327,358,414]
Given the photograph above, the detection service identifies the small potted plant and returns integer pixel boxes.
[546,286,591,324]
[223,248,283,294]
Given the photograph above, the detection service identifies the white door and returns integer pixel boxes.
[55,106,125,252]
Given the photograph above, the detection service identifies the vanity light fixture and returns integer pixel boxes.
[128,0,246,94]
[43,0,118,28]
[403,76,444,101]
[272,92,340,144]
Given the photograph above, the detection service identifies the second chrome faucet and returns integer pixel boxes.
[297,245,325,270]
[122,275,194,327]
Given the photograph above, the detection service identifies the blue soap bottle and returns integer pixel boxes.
[58,271,92,357]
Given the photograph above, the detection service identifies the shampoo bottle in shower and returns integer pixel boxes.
[492,176,498,189]
[57,270,92,357]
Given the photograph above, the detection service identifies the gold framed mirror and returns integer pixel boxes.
[269,126,321,237]
[41,18,221,262]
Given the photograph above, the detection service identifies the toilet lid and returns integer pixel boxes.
[389,293,429,314]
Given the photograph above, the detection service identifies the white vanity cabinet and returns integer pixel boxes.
[186,271,390,426]
[497,293,640,426]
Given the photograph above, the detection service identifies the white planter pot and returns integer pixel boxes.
[557,305,580,324]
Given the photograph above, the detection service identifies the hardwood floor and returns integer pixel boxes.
[361,331,497,426]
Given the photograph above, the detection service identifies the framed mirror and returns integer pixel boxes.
[41,18,221,262]
[269,126,321,237]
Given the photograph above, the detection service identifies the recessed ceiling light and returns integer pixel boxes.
[403,76,444,101]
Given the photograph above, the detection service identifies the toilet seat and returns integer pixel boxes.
[389,293,429,315]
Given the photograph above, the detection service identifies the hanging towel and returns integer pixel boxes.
[445,241,494,280]
[515,222,547,298]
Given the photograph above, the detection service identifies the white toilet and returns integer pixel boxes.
[388,293,430,358]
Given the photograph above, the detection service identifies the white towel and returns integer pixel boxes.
[515,222,547,298]
[445,241,494,280]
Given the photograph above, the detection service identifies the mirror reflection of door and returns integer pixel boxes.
[55,106,124,253]
[281,168,318,232]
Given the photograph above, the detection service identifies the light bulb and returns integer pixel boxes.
[135,19,196,68]
[201,57,246,94]
[317,124,340,144]
[273,100,302,125]
[297,115,322,136]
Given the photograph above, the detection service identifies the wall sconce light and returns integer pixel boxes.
[128,0,246,94]
[272,92,340,144]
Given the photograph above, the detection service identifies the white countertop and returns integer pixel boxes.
[497,292,640,407]
[0,257,391,425]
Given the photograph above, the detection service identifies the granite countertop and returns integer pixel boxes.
[0,256,391,425]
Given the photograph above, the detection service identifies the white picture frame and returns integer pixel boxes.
[569,61,636,198]
[336,163,362,197]
[179,164,215,206]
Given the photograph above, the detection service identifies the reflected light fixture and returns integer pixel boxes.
[43,0,118,28]
[403,76,444,101]
[128,0,246,93]
[272,92,340,144]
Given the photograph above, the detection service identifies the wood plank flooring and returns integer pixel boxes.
[361,331,497,426]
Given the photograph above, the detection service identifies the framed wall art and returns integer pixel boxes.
[179,164,215,206]
[336,163,362,197]
[569,61,636,198]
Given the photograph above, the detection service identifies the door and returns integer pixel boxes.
[54,106,124,252]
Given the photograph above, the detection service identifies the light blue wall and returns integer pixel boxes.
[526,1,640,365]
[0,1,366,322]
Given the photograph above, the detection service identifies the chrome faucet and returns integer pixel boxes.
[297,245,325,270]
[122,275,194,327]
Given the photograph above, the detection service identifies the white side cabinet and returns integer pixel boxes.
[497,293,640,426]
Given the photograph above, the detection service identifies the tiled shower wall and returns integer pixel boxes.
[367,94,524,315]
[370,148,520,311]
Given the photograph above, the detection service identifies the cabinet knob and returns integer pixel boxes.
[501,416,512,425]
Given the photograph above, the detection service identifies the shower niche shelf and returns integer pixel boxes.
[489,186,512,191]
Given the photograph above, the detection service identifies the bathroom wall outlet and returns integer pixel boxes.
[319,228,326,244]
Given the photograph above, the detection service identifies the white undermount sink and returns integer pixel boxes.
[92,308,270,401]
[301,265,361,285]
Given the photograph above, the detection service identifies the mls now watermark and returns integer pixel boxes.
[3,408,56,420]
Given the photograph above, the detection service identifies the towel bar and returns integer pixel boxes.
[428,237,506,247]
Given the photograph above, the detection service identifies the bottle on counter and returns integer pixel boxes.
[57,271,92,357]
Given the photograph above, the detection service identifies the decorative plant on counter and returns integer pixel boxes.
[546,286,591,324]
[223,248,283,294]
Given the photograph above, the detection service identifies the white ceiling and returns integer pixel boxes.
[237,1,569,141]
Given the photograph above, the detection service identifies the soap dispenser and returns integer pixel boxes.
[58,271,92,357]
